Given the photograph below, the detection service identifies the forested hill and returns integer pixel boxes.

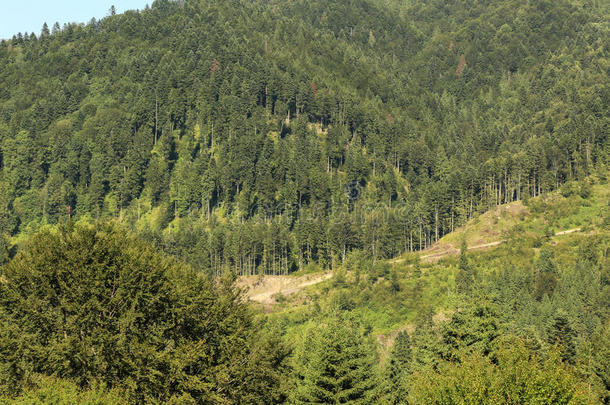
[0,0,608,274]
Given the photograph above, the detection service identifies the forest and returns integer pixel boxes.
[0,0,608,403]
[0,0,607,275]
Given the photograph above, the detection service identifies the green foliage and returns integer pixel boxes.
[0,223,288,403]
[0,376,127,404]
[0,0,608,402]
[591,323,610,402]
[440,301,502,360]
[291,314,376,404]
[533,247,558,300]
[0,0,607,275]
[0,234,8,265]
[547,310,577,364]
[455,240,474,294]
[579,181,593,199]
[408,337,595,404]
[385,331,412,404]
[271,200,609,403]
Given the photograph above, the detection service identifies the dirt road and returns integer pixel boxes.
[241,273,333,305]
[240,228,582,304]
[393,228,581,263]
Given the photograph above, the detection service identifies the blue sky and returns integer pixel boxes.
[1,1,150,39]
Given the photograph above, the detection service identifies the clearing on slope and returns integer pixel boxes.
[239,272,333,306]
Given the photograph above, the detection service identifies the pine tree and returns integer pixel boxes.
[0,234,8,265]
[293,315,376,404]
[591,323,610,401]
[455,239,473,294]
[386,331,412,404]
[533,248,558,300]
[41,22,50,37]
[547,310,576,364]
[441,301,501,359]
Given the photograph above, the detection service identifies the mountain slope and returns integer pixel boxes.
[244,176,608,308]
[0,0,608,277]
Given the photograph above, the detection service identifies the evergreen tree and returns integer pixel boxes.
[441,301,501,359]
[0,234,8,265]
[455,239,473,294]
[40,22,50,37]
[547,310,576,364]
[0,0,606,272]
[533,248,558,300]
[292,315,376,404]
[386,331,412,404]
[591,322,610,402]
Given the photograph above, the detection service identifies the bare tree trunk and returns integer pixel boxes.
[154,95,158,145]
[435,205,439,242]
[451,196,455,232]
[409,230,413,252]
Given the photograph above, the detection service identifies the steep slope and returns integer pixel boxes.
[0,0,608,277]
[253,175,609,401]
[243,176,609,306]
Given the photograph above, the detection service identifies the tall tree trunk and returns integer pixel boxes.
[435,205,439,242]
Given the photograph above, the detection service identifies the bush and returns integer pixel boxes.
[408,337,596,404]
[560,181,579,198]
[0,376,127,404]
[579,180,592,199]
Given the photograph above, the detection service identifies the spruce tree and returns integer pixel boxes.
[591,323,610,400]
[40,22,50,37]
[293,315,376,404]
[386,331,412,404]
[533,248,558,300]
[455,239,473,294]
[547,310,576,364]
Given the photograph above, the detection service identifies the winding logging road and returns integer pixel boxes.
[243,228,581,304]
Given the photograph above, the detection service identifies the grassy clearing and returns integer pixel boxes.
[264,175,609,339]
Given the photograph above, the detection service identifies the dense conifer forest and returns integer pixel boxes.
[0,0,608,403]
[1,0,607,275]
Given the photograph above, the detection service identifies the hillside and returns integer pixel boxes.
[0,0,609,403]
[0,0,608,276]
[258,175,610,401]
[243,178,608,306]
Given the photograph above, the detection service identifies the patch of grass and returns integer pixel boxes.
[265,174,609,343]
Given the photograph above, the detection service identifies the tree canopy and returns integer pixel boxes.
[0,0,607,275]
[0,223,288,403]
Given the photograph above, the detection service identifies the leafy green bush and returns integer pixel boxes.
[561,181,579,198]
[408,338,594,404]
[579,181,592,199]
[0,376,127,405]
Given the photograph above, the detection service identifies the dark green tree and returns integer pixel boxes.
[386,330,412,404]
[455,239,474,294]
[533,248,558,300]
[591,322,610,402]
[40,23,50,37]
[0,223,288,403]
[547,310,576,364]
[292,315,376,404]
